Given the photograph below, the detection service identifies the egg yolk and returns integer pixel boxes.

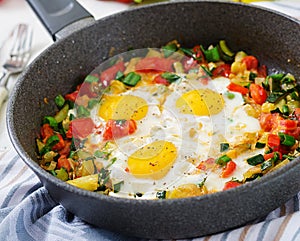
[98,95,148,120]
[176,89,224,116]
[127,140,177,180]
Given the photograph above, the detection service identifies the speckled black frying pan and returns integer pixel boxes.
[6,0,300,239]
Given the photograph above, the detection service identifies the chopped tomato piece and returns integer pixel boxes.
[59,140,72,156]
[223,181,241,191]
[193,45,206,64]
[220,160,237,178]
[279,119,298,130]
[40,124,54,143]
[71,118,95,139]
[259,113,281,132]
[212,64,231,78]
[264,152,282,161]
[52,134,65,151]
[100,61,125,86]
[257,65,267,78]
[153,75,170,86]
[65,90,79,102]
[135,57,175,73]
[57,155,71,172]
[103,119,137,140]
[241,55,258,70]
[249,83,267,105]
[227,82,249,95]
[78,82,98,98]
[267,134,281,149]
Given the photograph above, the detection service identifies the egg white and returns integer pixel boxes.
[86,75,263,199]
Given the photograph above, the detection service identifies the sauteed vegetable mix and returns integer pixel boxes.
[36,40,300,199]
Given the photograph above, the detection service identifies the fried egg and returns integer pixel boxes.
[86,74,262,199]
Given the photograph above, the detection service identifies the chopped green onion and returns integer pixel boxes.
[269,73,285,81]
[161,72,180,83]
[88,99,99,109]
[115,71,124,81]
[255,142,266,149]
[282,105,289,115]
[156,190,166,199]
[200,65,212,77]
[267,91,286,103]
[216,155,231,166]
[279,133,296,146]
[201,45,220,62]
[122,72,141,86]
[220,143,229,152]
[179,47,194,57]
[246,154,265,166]
[55,94,65,108]
[43,116,58,129]
[85,75,99,83]
[249,72,257,81]
[162,43,178,57]
[113,181,124,193]
[77,105,90,118]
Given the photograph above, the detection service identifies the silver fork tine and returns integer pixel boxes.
[10,24,32,57]
[0,24,33,109]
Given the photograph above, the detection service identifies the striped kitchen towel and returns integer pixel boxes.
[0,149,299,241]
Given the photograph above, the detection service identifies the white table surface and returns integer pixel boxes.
[0,0,299,152]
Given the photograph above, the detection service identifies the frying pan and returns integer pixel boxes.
[7,0,300,239]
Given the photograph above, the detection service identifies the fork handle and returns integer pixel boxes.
[0,69,10,88]
[0,86,8,110]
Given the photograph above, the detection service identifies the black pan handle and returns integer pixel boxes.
[26,0,94,41]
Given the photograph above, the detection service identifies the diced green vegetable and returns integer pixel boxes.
[54,104,69,123]
[161,72,180,83]
[88,99,99,109]
[77,105,90,117]
[122,72,141,86]
[85,75,99,83]
[218,40,234,62]
[55,94,65,108]
[279,133,296,146]
[246,154,265,166]
[220,143,229,152]
[219,40,234,57]
[113,181,124,193]
[43,116,58,129]
[201,45,220,62]
[216,155,231,166]
[249,72,257,81]
[162,43,178,57]
[156,190,166,199]
[179,47,194,57]
[255,142,266,148]
[115,71,124,81]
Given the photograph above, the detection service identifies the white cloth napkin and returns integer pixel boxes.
[0,150,300,241]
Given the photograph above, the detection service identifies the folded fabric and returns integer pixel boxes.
[0,150,299,241]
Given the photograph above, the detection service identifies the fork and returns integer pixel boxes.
[0,24,33,109]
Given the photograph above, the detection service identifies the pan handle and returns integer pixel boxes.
[26,0,95,41]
